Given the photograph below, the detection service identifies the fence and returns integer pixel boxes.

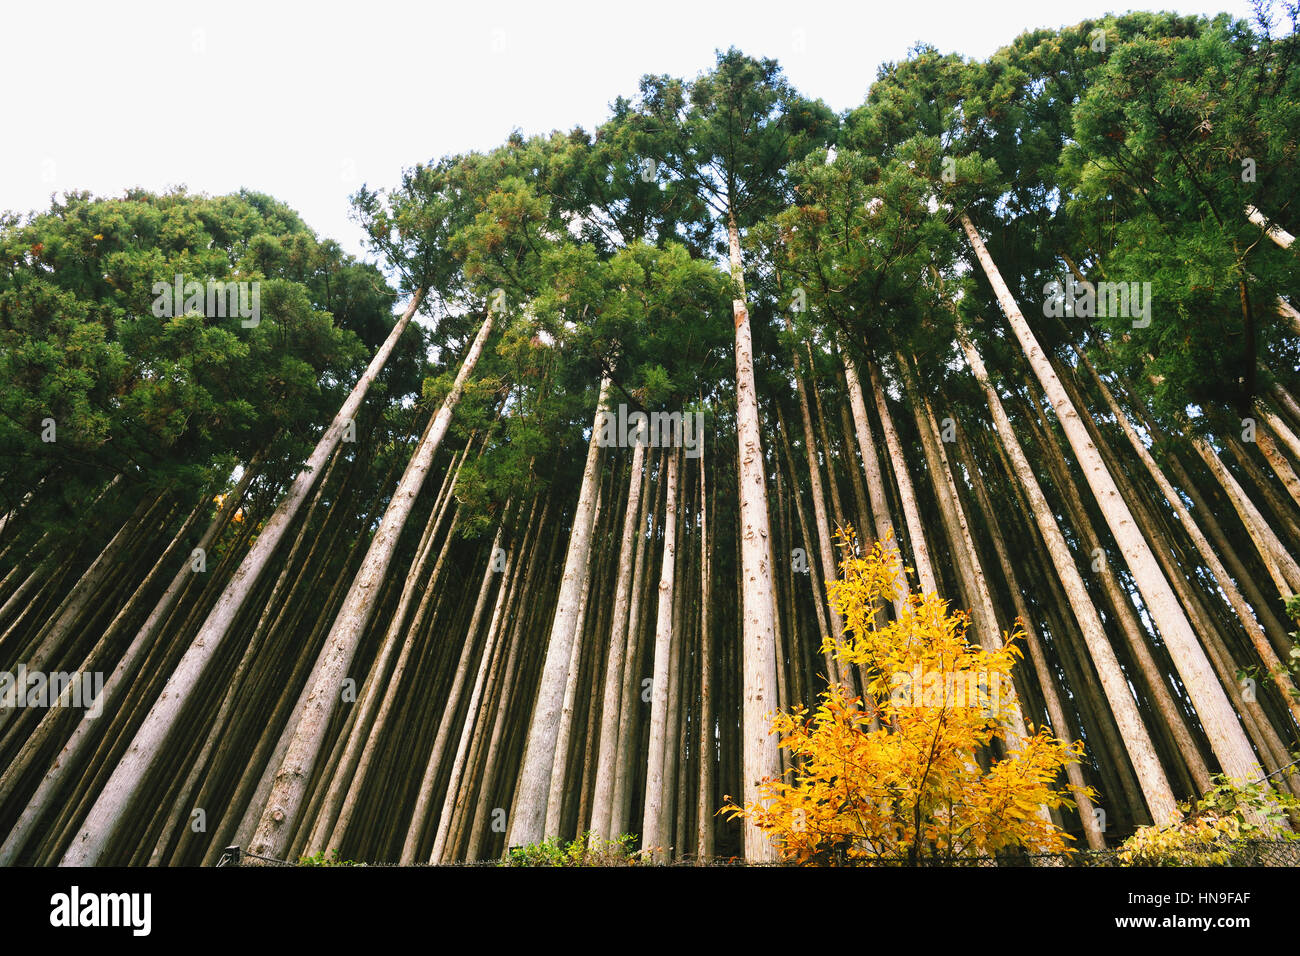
[217,839,1300,867]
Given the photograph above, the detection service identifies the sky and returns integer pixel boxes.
[0,0,1263,265]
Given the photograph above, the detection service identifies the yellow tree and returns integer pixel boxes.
[724,530,1092,864]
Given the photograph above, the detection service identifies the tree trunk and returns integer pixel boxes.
[248,303,491,860]
[508,378,612,848]
[842,354,907,620]
[1191,432,1300,598]
[589,441,648,843]
[640,447,680,861]
[696,440,715,861]
[962,212,1263,791]
[728,210,781,862]
[788,343,846,677]
[957,323,1179,823]
[869,359,938,595]
[1079,351,1300,729]
[59,289,428,866]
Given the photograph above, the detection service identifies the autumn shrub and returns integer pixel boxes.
[1117,774,1300,865]
[723,529,1092,865]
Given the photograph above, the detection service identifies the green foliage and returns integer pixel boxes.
[534,239,731,404]
[620,47,836,245]
[0,188,394,541]
[297,849,365,867]
[500,833,640,867]
[1239,594,1300,702]
[1060,11,1300,418]
[1117,773,1300,865]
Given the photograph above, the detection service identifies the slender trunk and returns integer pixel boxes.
[728,211,780,862]
[545,480,603,836]
[589,441,648,843]
[1192,433,1300,598]
[248,303,490,860]
[611,450,662,838]
[640,447,680,861]
[507,379,611,847]
[869,359,937,594]
[842,354,907,620]
[21,491,163,676]
[59,290,428,866]
[312,481,463,853]
[401,519,505,862]
[696,441,715,861]
[429,502,538,862]
[957,324,1179,823]
[786,356,845,679]
[1080,352,1300,728]
[963,212,1263,790]
[1267,375,1300,431]
[1018,376,1215,798]
[902,356,1000,645]
[1247,204,1296,249]
[775,407,837,681]
[954,424,1106,849]
[1161,444,1295,657]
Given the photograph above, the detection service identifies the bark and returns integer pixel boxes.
[1157,442,1295,657]
[1192,432,1300,598]
[1267,376,1300,431]
[312,473,464,853]
[59,289,428,866]
[21,491,164,677]
[842,354,907,620]
[508,378,612,847]
[728,210,781,862]
[429,502,538,862]
[589,441,648,843]
[869,359,938,595]
[1018,377,1215,799]
[545,477,603,836]
[641,447,680,860]
[957,324,1179,824]
[696,443,715,861]
[775,407,835,659]
[1079,351,1300,729]
[788,330,847,671]
[902,355,1002,647]
[1224,433,1300,551]
[962,212,1263,791]
[248,302,491,860]
[954,424,1106,849]
[611,450,664,838]
[1247,204,1297,249]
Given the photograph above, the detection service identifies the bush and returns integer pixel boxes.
[722,528,1090,865]
[1117,773,1300,865]
[297,849,364,867]
[501,832,640,866]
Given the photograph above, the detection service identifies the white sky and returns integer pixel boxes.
[1,0,1260,265]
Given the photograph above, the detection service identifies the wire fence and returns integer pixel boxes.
[217,839,1300,867]
[827,840,1300,867]
[664,840,1300,867]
